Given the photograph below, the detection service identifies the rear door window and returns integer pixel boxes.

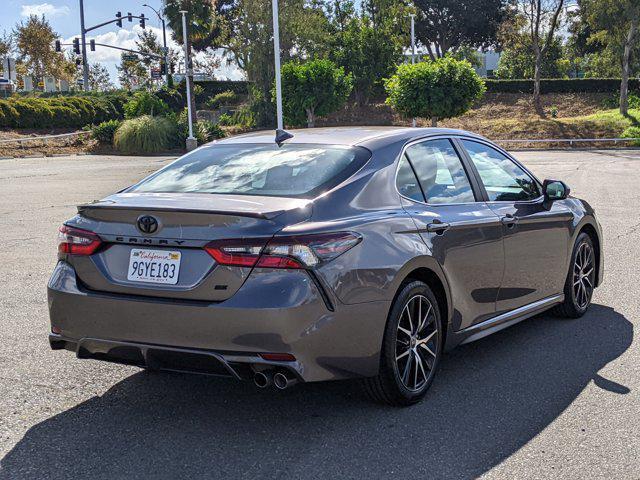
[404,139,476,204]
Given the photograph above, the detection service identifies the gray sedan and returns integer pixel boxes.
[48,127,603,406]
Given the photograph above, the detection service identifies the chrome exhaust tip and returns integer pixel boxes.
[254,371,273,388]
[273,371,297,390]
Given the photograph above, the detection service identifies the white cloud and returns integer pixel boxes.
[21,3,71,18]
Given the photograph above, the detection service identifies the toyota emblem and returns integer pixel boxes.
[137,215,159,234]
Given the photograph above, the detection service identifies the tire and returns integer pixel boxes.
[554,232,596,318]
[363,280,443,406]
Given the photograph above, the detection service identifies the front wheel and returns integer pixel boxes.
[363,281,442,406]
[554,232,596,318]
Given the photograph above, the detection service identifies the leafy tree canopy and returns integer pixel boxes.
[385,57,486,125]
[279,59,353,127]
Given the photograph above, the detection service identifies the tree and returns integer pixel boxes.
[117,53,149,90]
[13,15,72,85]
[87,63,113,91]
[385,57,486,126]
[413,0,508,59]
[0,31,12,57]
[329,0,409,105]
[496,36,569,78]
[163,0,235,51]
[584,0,640,114]
[279,59,353,127]
[515,0,565,113]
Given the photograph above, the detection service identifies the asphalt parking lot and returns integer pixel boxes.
[0,149,638,479]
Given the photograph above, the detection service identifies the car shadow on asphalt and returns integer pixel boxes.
[0,304,632,480]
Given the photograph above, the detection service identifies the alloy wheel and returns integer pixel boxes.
[395,295,439,392]
[573,242,595,310]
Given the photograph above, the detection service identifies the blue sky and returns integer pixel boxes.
[1,1,242,83]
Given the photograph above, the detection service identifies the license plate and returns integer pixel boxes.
[127,249,181,285]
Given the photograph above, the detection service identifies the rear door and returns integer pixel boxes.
[459,139,573,314]
[396,138,505,331]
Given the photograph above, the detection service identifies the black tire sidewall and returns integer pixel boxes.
[381,281,443,403]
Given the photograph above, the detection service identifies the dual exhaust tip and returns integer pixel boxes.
[254,370,297,390]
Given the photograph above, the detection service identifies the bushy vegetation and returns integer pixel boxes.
[385,57,486,126]
[91,119,122,144]
[123,91,170,119]
[113,115,176,154]
[0,95,125,128]
[205,90,240,109]
[280,59,353,127]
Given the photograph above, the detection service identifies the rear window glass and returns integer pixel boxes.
[128,143,370,198]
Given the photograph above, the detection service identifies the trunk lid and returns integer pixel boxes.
[67,192,312,301]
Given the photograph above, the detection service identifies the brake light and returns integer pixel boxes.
[205,232,361,269]
[57,225,102,255]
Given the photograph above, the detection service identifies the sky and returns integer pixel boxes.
[1,0,243,84]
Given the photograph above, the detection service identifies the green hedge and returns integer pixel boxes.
[0,95,125,129]
[485,78,640,94]
[191,80,250,98]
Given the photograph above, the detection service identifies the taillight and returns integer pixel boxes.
[205,232,361,269]
[57,225,102,255]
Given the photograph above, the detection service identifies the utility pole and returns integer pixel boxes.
[180,10,197,151]
[143,3,170,85]
[410,13,416,127]
[79,0,89,91]
[272,0,284,131]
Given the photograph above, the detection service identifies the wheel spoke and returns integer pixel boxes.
[419,342,436,358]
[402,350,413,384]
[398,326,412,337]
[417,330,437,346]
[396,349,410,361]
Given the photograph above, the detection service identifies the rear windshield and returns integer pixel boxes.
[128,143,371,198]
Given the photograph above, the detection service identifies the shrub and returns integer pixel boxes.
[0,101,20,127]
[91,119,122,144]
[171,109,226,148]
[113,115,175,154]
[205,90,239,109]
[385,57,485,126]
[484,78,640,94]
[279,59,353,127]
[123,91,170,119]
[217,112,233,126]
[155,87,184,112]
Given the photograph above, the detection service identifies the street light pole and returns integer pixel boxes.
[272,0,284,131]
[143,3,170,85]
[79,0,89,91]
[180,10,197,151]
[410,13,416,127]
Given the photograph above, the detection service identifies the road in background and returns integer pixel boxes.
[0,151,638,479]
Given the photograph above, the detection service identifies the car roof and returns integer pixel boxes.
[212,126,489,149]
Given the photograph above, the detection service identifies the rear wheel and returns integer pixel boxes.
[363,281,442,406]
[554,232,596,318]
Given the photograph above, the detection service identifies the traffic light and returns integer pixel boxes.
[170,62,175,74]
[89,39,95,52]
[115,11,122,27]
[139,14,146,29]
[127,12,133,22]
[160,62,167,75]
[54,40,61,52]
[75,58,82,66]
[73,38,80,55]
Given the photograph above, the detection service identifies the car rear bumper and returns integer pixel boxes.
[48,261,390,382]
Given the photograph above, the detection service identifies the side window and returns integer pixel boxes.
[405,139,476,204]
[396,154,424,202]
[462,140,540,202]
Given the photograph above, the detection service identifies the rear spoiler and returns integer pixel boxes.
[77,203,280,220]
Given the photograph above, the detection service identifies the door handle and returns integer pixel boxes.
[427,221,451,234]
[501,214,519,227]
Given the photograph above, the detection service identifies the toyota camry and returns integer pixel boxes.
[48,127,603,406]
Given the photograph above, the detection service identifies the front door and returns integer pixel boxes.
[459,139,573,314]
[396,138,505,331]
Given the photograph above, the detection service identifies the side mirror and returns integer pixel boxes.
[543,179,570,202]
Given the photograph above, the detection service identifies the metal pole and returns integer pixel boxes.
[410,14,416,127]
[272,0,284,130]
[180,10,197,150]
[79,0,89,91]
[161,18,170,85]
